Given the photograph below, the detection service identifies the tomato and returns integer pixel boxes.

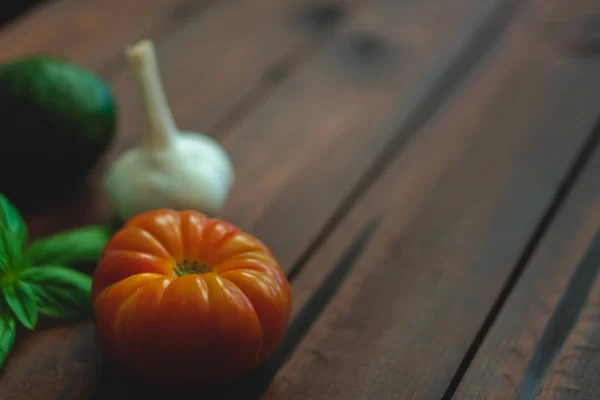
[91,209,292,385]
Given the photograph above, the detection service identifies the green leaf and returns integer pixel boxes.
[0,193,26,248]
[3,281,37,330]
[0,249,9,274]
[0,194,27,270]
[20,265,92,319]
[26,225,112,267]
[0,312,16,369]
[0,233,23,272]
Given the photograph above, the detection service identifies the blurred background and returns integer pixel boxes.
[0,1,45,25]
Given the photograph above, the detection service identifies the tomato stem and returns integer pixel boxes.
[174,260,211,276]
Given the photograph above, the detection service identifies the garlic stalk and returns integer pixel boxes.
[104,40,235,221]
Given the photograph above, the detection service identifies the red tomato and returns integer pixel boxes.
[92,209,292,385]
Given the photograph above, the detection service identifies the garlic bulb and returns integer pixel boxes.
[104,40,234,221]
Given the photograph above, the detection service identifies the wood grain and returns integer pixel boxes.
[213,0,513,270]
[0,0,512,398]
[453,117,600,398]
[533,229,600,400]
[447,2,600,399]
[261,0,600,399]
[453,120,600,398]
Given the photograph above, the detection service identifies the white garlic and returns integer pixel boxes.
[104,40,234,221]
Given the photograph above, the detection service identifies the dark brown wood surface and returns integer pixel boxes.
[453,120,600,400]
[451,3,600,400]
[1,0,600,399]
[535,232,600,400]
[449,8,600,395]
[261,1,600,399]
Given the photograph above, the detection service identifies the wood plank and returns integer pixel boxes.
[454,142,600,400]
[447,4,600,399]
[261,1,600,399]
[0,0,513,398]
[534,232,600,400]
[450,121,600,397]
[197,0,514,271]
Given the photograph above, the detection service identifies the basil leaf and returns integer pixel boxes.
[0,312,16,368]
[3,281,37,330]
[26,225,112,267]
[0,193,26,248]
[0,249,9,274]
[29,284,91,319]
[20,266,92,318]
[0,233,23,272]
[0,194,27,270]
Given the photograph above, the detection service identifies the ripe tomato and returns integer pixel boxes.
[92,209,292,385]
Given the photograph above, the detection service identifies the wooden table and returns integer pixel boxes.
[2,0,600,398]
